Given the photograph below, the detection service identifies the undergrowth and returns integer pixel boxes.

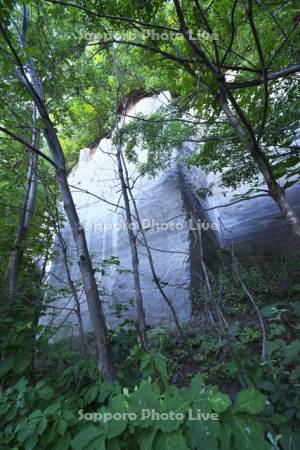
[0,255,299,449]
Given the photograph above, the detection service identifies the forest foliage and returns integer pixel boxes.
[0,0,300,449]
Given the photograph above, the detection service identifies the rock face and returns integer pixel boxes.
[45,93,300,336]
[46,93,194,335]
[181,165,300,256]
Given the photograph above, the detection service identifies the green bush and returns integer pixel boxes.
[1,349,299,449]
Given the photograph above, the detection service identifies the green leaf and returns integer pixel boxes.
[39,386,54,400]
[153,430,190,450]
[63,410,74,421]
[266,339,285,356]
[138,429,157,450]
[104,393,129,438]
[54,433,71,450]
[153,354,168,384]
[186,413,219,450]
[88,434,106,450]
[158,391,187,432]
[17,422,36,442]
[232,415,271,450]
[289,364,300,382]
[71,425,103,450]
[106,438,121,450]
[189,373,205,400]
[283,340,300,365]
[291,301,300,315]
[260,304,280,318]
[208,391,232,414]
[44,403,61,416]
[278,424,300,450]
[234,388,267,415]
[84,385,99,404]
[37,416,47,435]
[106,414,127,440]
[25,432,38,450]
[219,417,232,450]
[130,382,161,414]
[98,382,116,403]
[258,381,276,393]
[269,414,287,426]
[57,419,68,436]
[14,351,31,374]
[0,356,14,378]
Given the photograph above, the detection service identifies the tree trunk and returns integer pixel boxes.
[115,147,149,351]
[55,170,116,379]
[5,7,116,380]
[172,0,300,240]
[270,183,300,239]
[120,153,185,340]
[31,115,115,380]
[5,118,39,295]
[220,99,300,239]
[56,221,89,353]
[44,186,89,354]
[62,245,88,353]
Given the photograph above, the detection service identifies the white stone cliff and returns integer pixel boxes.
[44,92,300,336]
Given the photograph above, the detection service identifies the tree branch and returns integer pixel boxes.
[45,0,180,33]
[203,193,268,212]
[229,63,300,89]
[246,0,269,141]
[0,126,57,168]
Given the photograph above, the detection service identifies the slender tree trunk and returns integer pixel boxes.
[115,146,149,351]
[2,8,116,380]
[120,153,186,340]
[5,6,42,295]
[5,115,39,295]
[43,183,89,354]
[63,248,86,351]
[220,99,300,239]
[172,0,300,240]
[34,122,115,380]
[232,250,266,360]
[55,170,116,379]
[192,216,249,387]
[57,225,88,353]
[269,184,300,239]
